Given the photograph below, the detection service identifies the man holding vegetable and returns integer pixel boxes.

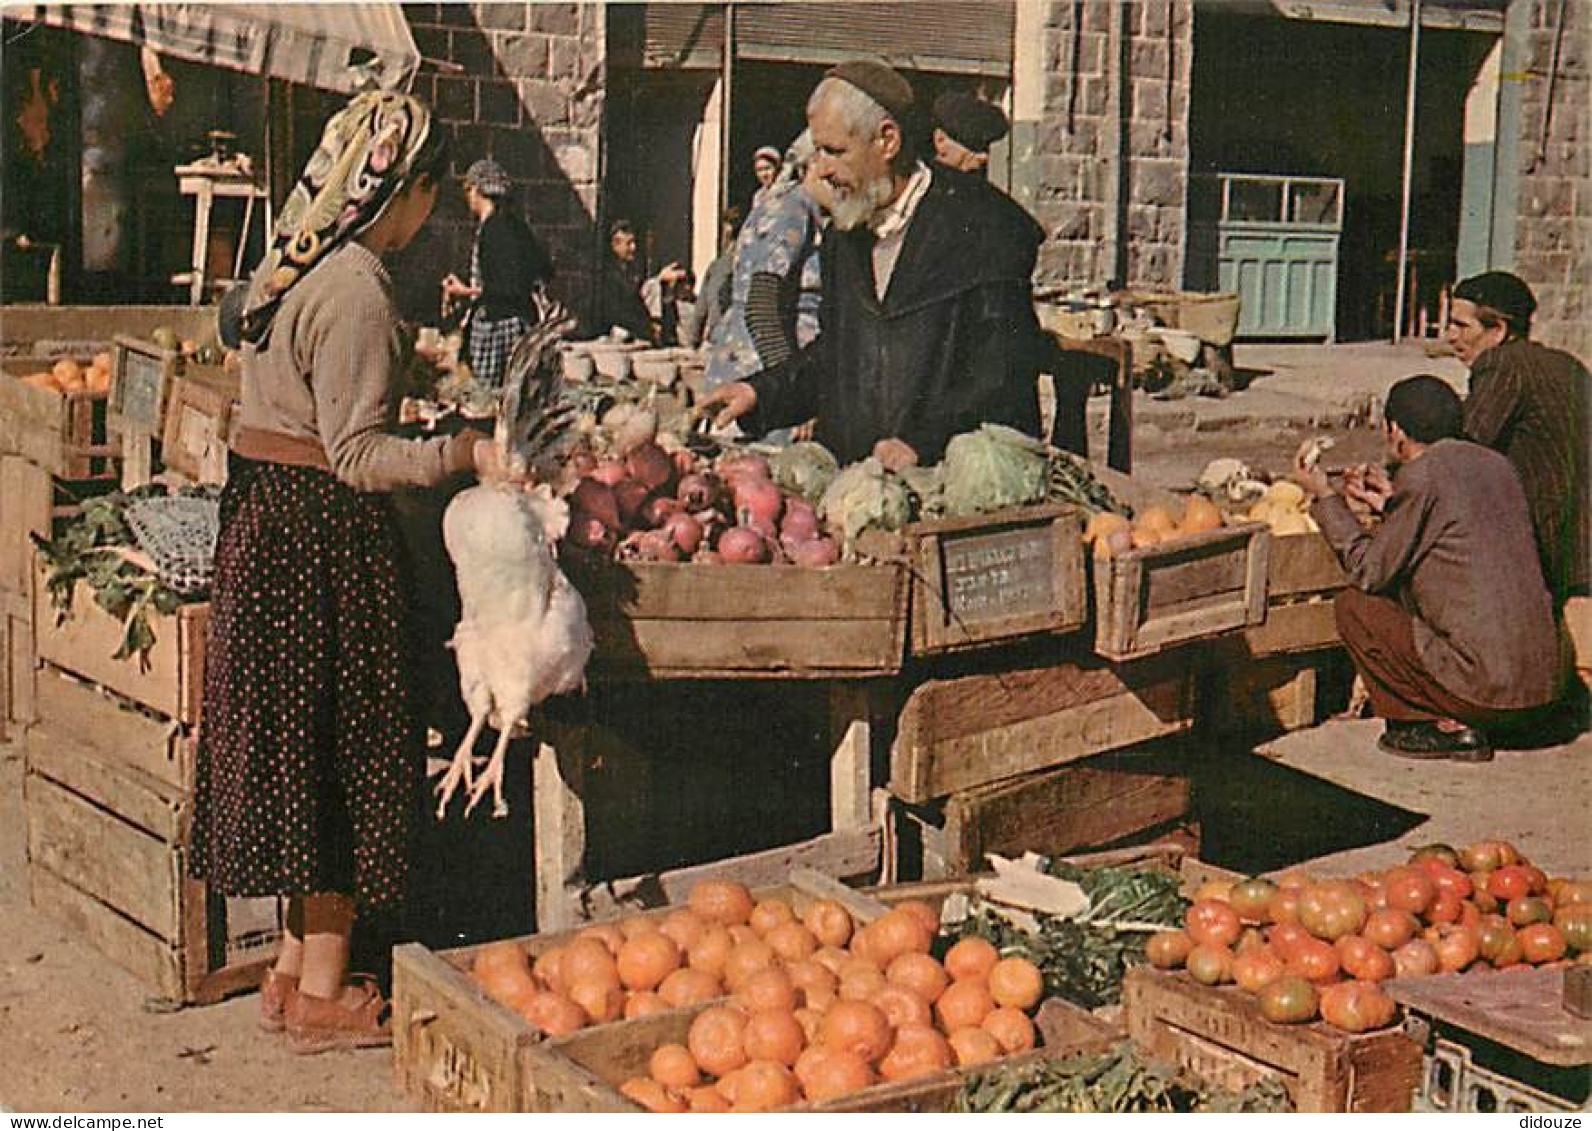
[699,60,1046,470]
[1294,376,1563,762]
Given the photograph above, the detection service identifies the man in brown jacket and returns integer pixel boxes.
[1296,376,1563,762]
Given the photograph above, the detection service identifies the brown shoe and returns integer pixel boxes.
[259,969,298,1033]
[285,976,392,1055]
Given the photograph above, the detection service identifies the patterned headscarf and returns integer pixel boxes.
[239,91,439,345]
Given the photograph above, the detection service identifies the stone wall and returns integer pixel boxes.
[390,3,605,323]
[1024,0,1192,290]
[1511,0,1589,355]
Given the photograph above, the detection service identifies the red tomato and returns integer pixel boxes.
[1268,922,1311,959]
[1518,924,1568,965]
[1507,896,1554,927]
[1257,976,1318,1024]
[1186,900,1243,949]
[1477,919,1522,967]
[1429,866,1474,902]
[1232,948,1287,994]
[1433,926,1481,973]
[1268,888,1301,926]
[1362,909,1419,950]
[1228,879,1278,924]
[1319,981,1397,1033]
[1553,905,1592,954]
[1297,882,1368,942]
[1286,937,1341,983]
[1392,939,1439,978]
[1426,892,1463,925]
[1382,867,1436,916]
[1336,936,1396,982]
[1488,866,1536,902]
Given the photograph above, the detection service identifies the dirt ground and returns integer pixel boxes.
[5,341,1586,1112]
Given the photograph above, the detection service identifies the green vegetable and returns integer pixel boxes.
[33,485,202,669]
[768,441,840,504]
[945,860,1187,1008]
[1047,448,1132,516]
[940,424,1050,518]
[953,1041,1291,1113]
[818,457,914,550]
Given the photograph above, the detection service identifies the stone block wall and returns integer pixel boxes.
[1511,0,1589,354]
[388,3,605,323]
[1026,0,1192,290]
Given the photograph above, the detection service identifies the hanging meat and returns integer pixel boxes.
[433,306,594,818]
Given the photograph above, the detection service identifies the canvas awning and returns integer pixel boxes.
[21,3,420,93]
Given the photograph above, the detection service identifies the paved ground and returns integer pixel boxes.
[4,340,1584,1112]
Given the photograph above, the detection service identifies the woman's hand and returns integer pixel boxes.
[441,273,477,299]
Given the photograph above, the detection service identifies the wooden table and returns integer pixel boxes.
[172,164,271,305]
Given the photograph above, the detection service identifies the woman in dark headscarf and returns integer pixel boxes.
[192,91,494,1054]
[441,157,555,389]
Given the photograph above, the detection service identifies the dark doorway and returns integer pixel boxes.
[1187,12,1495,341]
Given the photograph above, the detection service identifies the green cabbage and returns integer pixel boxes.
[769,441,840,503]
[819,457,914,550]
[941,424,1049,517]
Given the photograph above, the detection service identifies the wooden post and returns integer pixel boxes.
[532,724,587,932]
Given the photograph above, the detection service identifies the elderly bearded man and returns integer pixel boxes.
[700,60,1046,469]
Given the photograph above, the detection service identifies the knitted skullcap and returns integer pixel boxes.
[824,59,915,124]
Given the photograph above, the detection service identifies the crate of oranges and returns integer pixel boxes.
[392,864,1124,1113]
[0,354,117,479]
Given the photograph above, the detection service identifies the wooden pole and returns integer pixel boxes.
[1393,0,1421,344]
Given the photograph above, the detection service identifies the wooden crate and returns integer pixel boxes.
[1199,651,1339,739]
[23,722,279,1006]
[393,868,1139,1113]
[0,455,55,604]
[908,757,1195,881]
[1092,522,1270,662]
[1268,531,1346,602]
[572,560,908,679]
[1123,966,1423,1112]
[898,504,1087,655]
[890,651,1195,804]
[160,366,238,483]
[34,665,195,789]
[33,558,208,727]
[0,304,215,359]
[0,361,116,479]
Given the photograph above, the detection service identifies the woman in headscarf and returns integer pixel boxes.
[192,92,495,1054]
[441,157,555,389]
[702,132,829,440]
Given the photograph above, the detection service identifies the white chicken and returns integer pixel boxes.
[433,308,594,819]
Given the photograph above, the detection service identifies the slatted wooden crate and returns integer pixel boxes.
[896,504,1088,656]
[0,361,117,479]
[160,364,239,483]
[1197,650,1346,740]
[570,560,909,679]
[33,558,208,728]
[1236,530,1347,656]
[393,848,1185,1112]
[890,650,1195,804]
[1091,523,1271,662]
[1123,966,1423,1112]
[23,696,279,1006]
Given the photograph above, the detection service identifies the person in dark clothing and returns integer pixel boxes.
[700,61,1045,468]
[1446,271,1590,609]
[1296,376,1562,763]
[441,159,555,389]
[595,220,684,344]
[931,91,1008,175]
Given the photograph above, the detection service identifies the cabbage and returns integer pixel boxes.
[940,424,1049,517]
[819,457,914,551]
[769,441,840,503]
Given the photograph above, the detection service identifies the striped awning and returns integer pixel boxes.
[21,4,420,93]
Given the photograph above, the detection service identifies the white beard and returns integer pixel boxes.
[828,173,896,232]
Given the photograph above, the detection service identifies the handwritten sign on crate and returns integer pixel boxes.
[909,503,1087,654]
[110,336,179,434]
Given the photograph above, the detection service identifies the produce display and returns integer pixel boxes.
[14,353,113,395]
[1195,456,1323,536]
[1144,840,1590,1033]
[1082,494,1225,559]
[466,879,1049,1112]
[952,1039,1290,1113]
[946,859,1188,1008]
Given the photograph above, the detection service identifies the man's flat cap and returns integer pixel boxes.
[1453,271,1537,326]
[934,91,1009,153]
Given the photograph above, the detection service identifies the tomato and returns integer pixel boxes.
[1477,919,1521,967]
[1430,866,1473,902]
[1488,866,1537,902]
[1459,840,1520,873]
[1382,867,1436,915]
[1555,881,1592,907]
[1433,925,1481,973]
[1517,924,1568,965]
[1186,943,1235,986]
[1392,939,1439,978]
[1268,922,1310,959]
[1425,892,1463,925]
[1268,888,1301,926]
[1458,901,1482,930]
[1257,976,1318,1024]
[1286,937,1341,983]
[1363,909,1418,950]
[1146,930,1195,970]
[1507,896,1554,927]
[1274,869,1315,891]
[1234,927,1269,956]
[1319,981,1397,1034]
[1409,844,1460,869]
[1336,936,1395,982]
[1553,905,1592,954]
[1233,948,1287,994]
[1228,879,1278,924]
[1186,900,1243,949]
[1194,880,1235,904]
[1297,882,1368,942]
